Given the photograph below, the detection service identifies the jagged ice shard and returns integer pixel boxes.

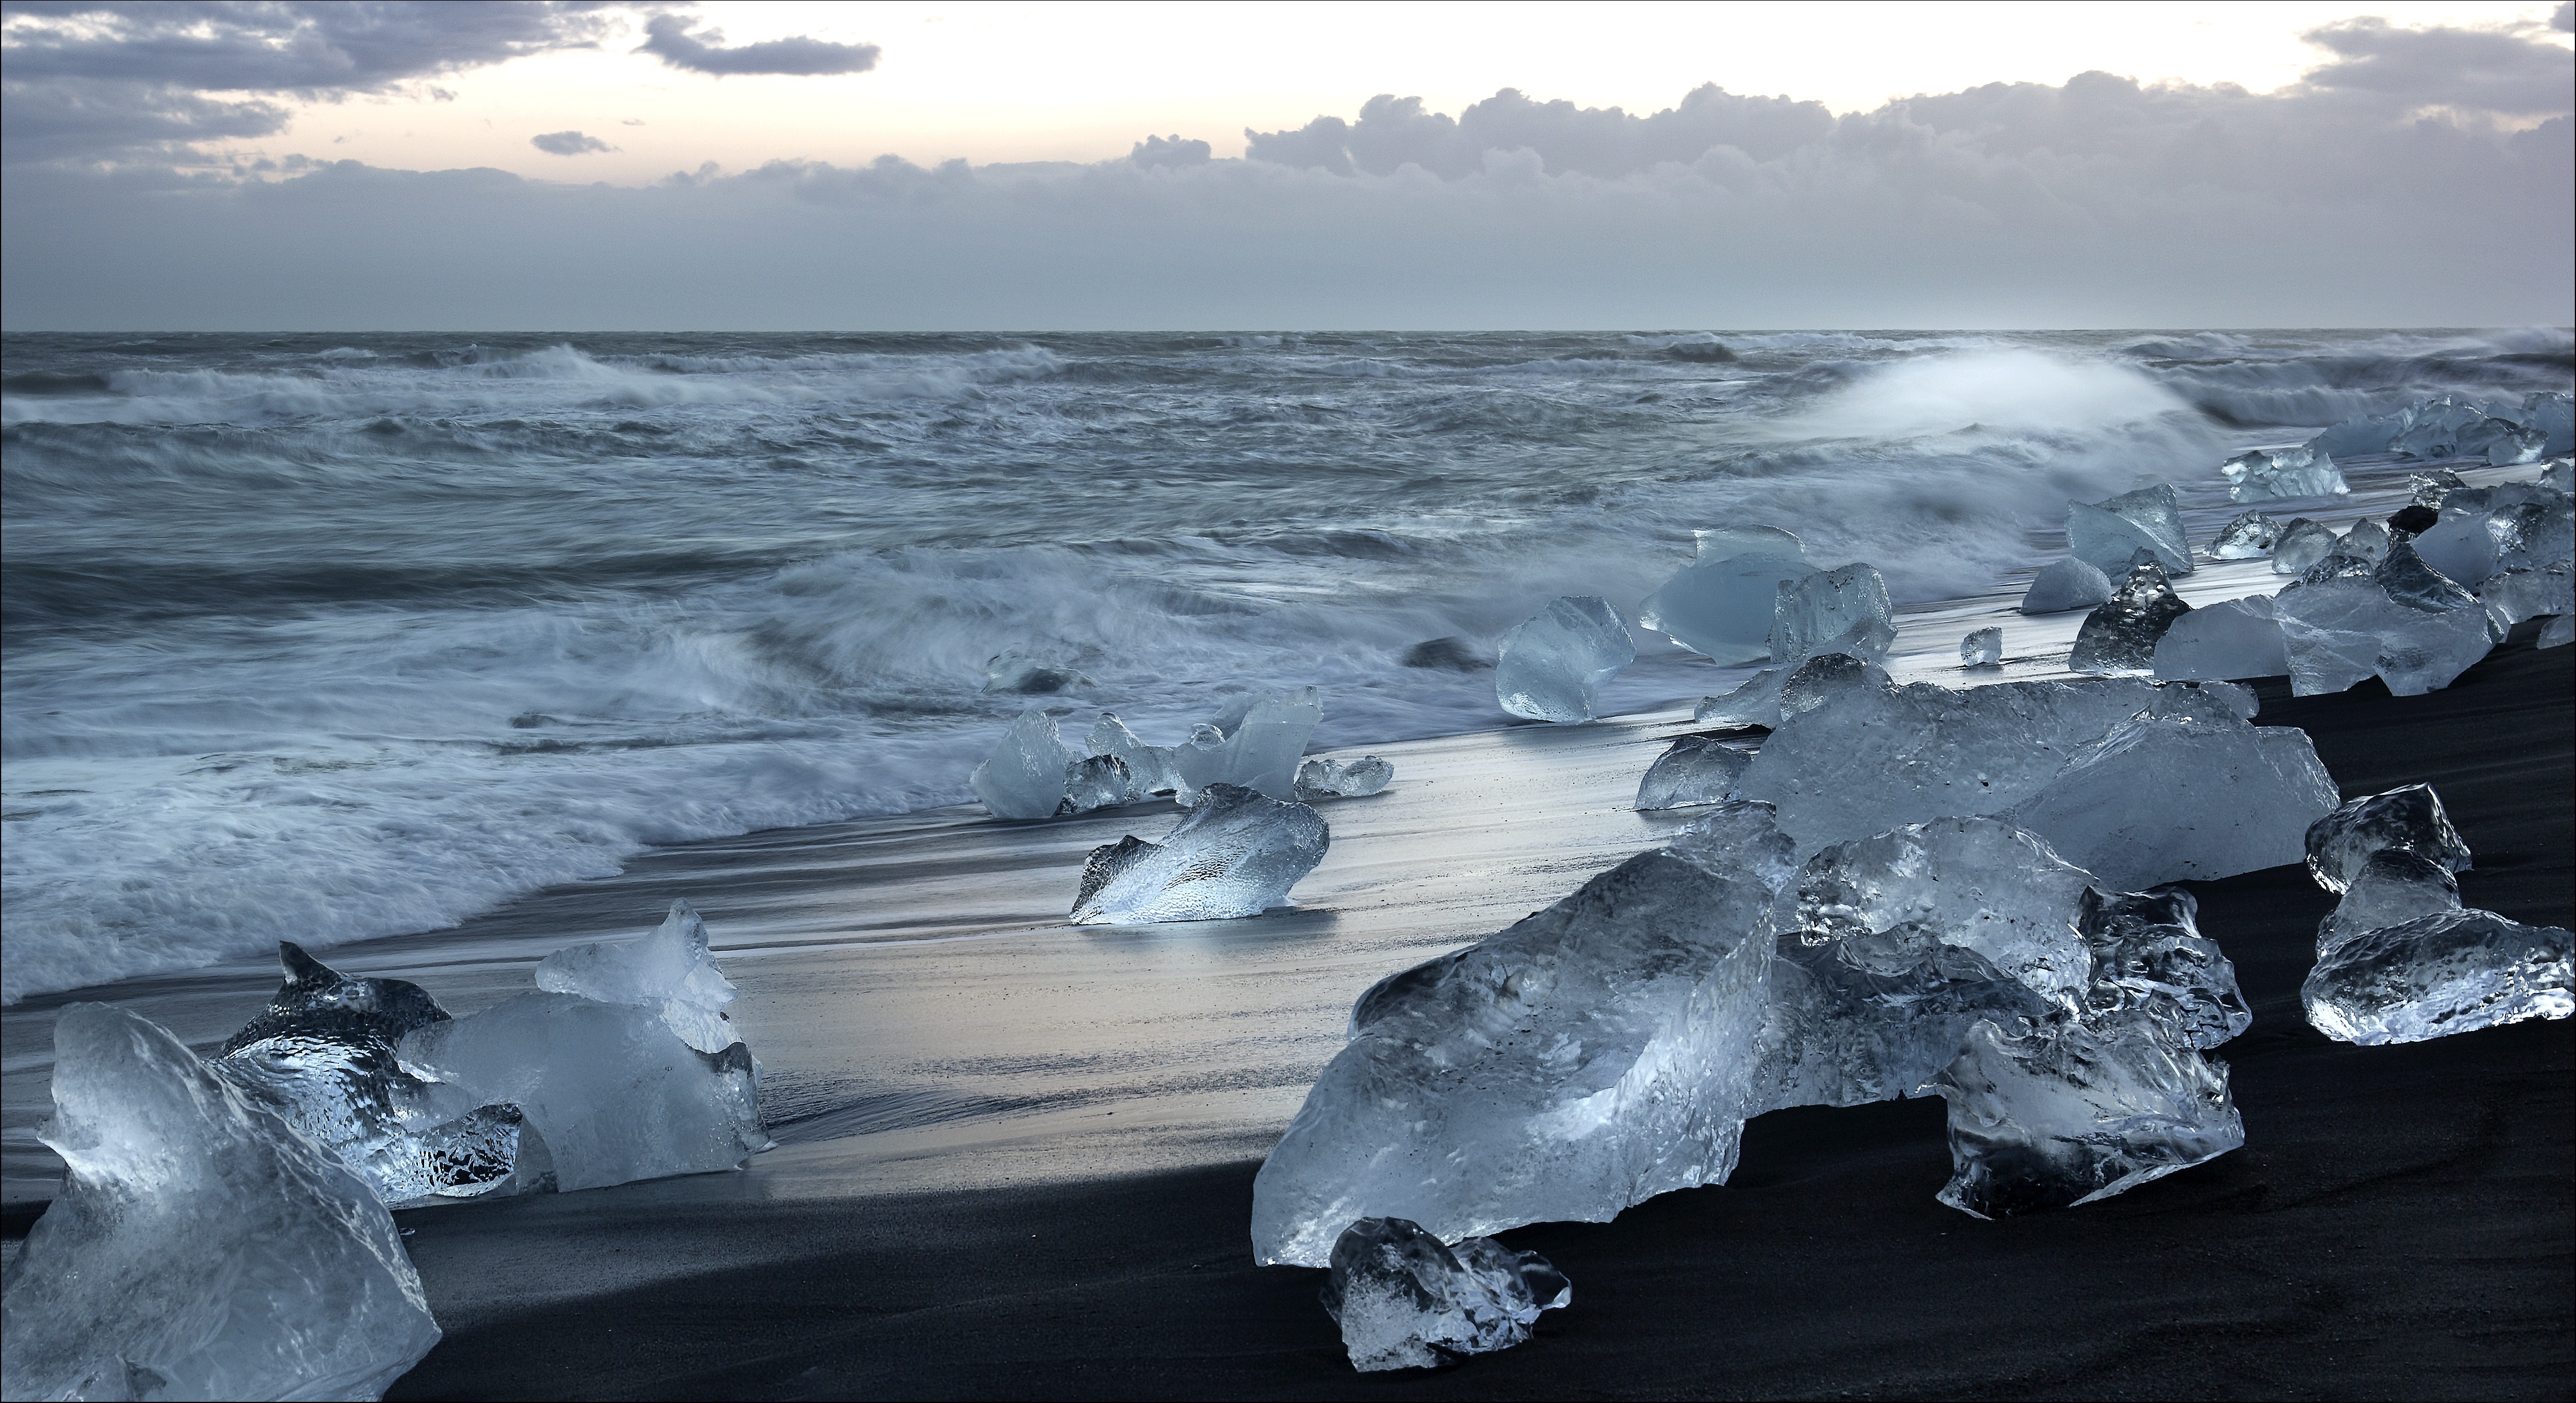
[2152,595,2288,681]
[1637,526,1818,665]
[2479,567,2573,631]
[1296,755,1394,800]
[1634,735,1757,810]
[2068,558,2191,676]
[536,900,741,1054]
[1319,1218,1570,1373]
[2222,445,2347,503]
[1070,783,1327,923]
[1249,803,1795,1266]
[2000,712,2340,890]
[2308,408,2414,459]
[2067,483,2192,578]
[2304,784,2474,893]
[2274,579,2493,697]
[1496,596,1634,722]
[2019,557,2115,615]
[2,1005,442,1403]
[2304,913,2573,1045]
[2208,511,2280,559]
[1770,563,1896,665]
[1694,667,1786,729]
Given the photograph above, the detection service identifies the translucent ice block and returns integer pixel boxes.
[1496,596,1634,723]
[1634,735,1757,810]
[2221,445,2346,503]
[2304,912,2572,1044]
[535,899,742,1053]
[2019,557,2115,615]
[1295,755,1394,800]
[2067,483,2192,578]
[1960,627,2003,668]
[1637,529,1817,665]
[1770,563,1897,665]
[2207,510,2280,559]
[971,708,1083,819]
[2000,712,2339,890]
[2067,558,2191,676]
[1319,1217,1569,1372]
[1070,783,1328,923]
[2303,783,2473,893]
[2151,595,2287,681]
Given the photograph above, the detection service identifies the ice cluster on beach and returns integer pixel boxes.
[1497,596,1635,722]
[974,687,1338,818]
[2304,391,2569,466]
[1296,755,1394,801]
[1320,1217,1570,1372]
[2,1004,443,1403]
[1070,783,1329,924]
[2222,445,2347,503]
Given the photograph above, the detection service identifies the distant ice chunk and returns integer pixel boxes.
[971,709,1083,819]
[2019,557,2115,615]
[2208,511,2279,559]
[2269,517,2340,576]
[1637,528,1817,665]
[1496,596,1634,723]
[2078,887,2251,1049]
[3,1004,441,1402]
[2304,783,2473,894]
[1693,667,1785,730]
[2487,425,2547,467]
[2152,595,2287,681]
[2479,567,2573,631]
[981,650,1094,695]
[2274,579,2494,696]
[2308,408,2413,459]
[1960,627,2003,667]
[2303,912,2572,1045]
[2388,394,2514,461]
[2318,849,2462,955]
[1070,783,1327,924]
[1319,1217,1569,1373]
[2068,558,2191,676]
[2067,483,2192,578]
[2222,445,2346,502]
[1779,651,1890,718]
[1250,803,1795,1265]
[1635,735,1757,811]
[2000,712,2340,890]
[1769,563,1896,665]
[1296,755,1394,801]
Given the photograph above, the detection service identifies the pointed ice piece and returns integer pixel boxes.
[2274,579,2493,696]
[2208,511,2280,559]
[2308,408,2412,459]
[2526,392,2575,455]
[2388,393,2500,460]
[1999,712,2339,890]
[2490,493,2574,574]
[1496,596,1634,723]
[1250,803,1794,1265]
[2410,469,2470,508]
[2318,849,2463,955]
[1087,712,1182,796]
[2077,888,2250,1049]
[1929,1014,2243,1218]
[2303,783,2473,894]
[1634,735,1757,810]
[972,709,1081,819]
[1961,627,2003,667]
[1694,667,1785,729]
[2152,595,2287,681]
[1779,651,1891,718]
[1638,532,1817,665]
[1070,783,1327,923]
[2019,557,2115,615]
[2270,517,2340,576]
[396,993,768,1193]
[2221,445,2347,503]
[1770,563,1896,665]
[536,899,741,1054]
[2374,542,2481,613]
[981,650,1094,695]
[2068,558,2191,676]
[1295,755,1394,801]
[2409,511,2501,586]
[2303,911,2572,1044]
[2,1005,441,1402]
[1319,1217,1569,1373]
[2067,483,2192,578]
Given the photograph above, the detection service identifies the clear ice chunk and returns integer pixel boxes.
[2269,517,2340,576]
[1062,753,1135,812]
[2486,425,2547,467]
[2221,445,2347,502]
[1634,735,1757,810]
[535,899,742,1054]
[1295,755,1394,801]
[1779,652,1891,718]
[2208,510,2280,559]
[1769,564,1896,665]
[2409,510,2501,586]
[2318,849,2462,955]
[2077,888,2251,1049]
[1960,627,2003,667]
[2308,408,2413,459]
[2066,483,2193,578]
[980,650,1094,694]
[1319,1217,1570,1373]
[2547,458,2575,495]
[1198,686,1325,800]
[2526,392,2575,455]
[2303,783,2473,893]
[2388,393,2506,461]
[1637,529,1817,665]
[2019,557,2115,615]
[2151,594,2287,681]
[2274,579,2494,697]
[1249,803,1795,1265]
[2303,911,2572,1044]
[1086,712,1182,796]
[1069,783,1327,923]
[2,1004,442,1402]
[2338,518,2392,564]
[1496,596,1634,723]
[971,708,1083,819]
[1999,712,2340,890]
[2542,613,2575,648]
[2067,558,2191,676]
[2374,541,2482,613]
[1693,667,1786,730]
[2410,469,2470,508]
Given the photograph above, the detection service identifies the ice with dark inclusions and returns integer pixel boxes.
[1070,783,1327,923]
[1496,596,1635,722]
[2077,888,2252,1050]
[2067,557,2191,676]
[1319,1217,1570,1372]
[2304,784,2474,893]
[2208,510,2280,559]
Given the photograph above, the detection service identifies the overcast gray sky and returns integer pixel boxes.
[2,1,2568,330]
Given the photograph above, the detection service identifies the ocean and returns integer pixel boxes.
[4,326,2569,1002]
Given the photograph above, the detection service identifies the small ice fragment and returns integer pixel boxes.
[1296,755,1393,800]
[2066,483,2193,578]
[2152,595,2287,681]
[2221,445,2347,502]
[2303,911,2572,1045]
[2318,849,2462,955]
[2269,517,2340,576]
[2410,469,2470,508]
[1634,735,1757,810]
[1319,1217,1570,1373]
[2068,557,2191,676]
[1928,1014,2243,1219]
[1694,667,1785,729]
[2000,712,2340,890]
[2304,783,2473,893]
[2079,887,2251,1049]
[1770,563,1896,665]
[535,899,741,1054]
[2,1005,442,1402]
[980,650,1094,695]
[1087,712,1182,796]
[2336,518,2392,564]
[2019,557,2115,615]
[2478,567,2574,632]
[2208,510,2280,559]
[1961,627,2003,667]
[2274,578,2494,697]
[971,709,1082,819]
[1637,529,1817,665]
[2309,408,2413,459]
[1779,651,1890,718]
[1496,596,1634,723]
[1070,783,1327,923]
[2542,614,2575,648]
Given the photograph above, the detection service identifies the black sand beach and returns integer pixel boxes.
[373,630,2575,1402]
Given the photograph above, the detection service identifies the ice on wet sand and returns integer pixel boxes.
[1320,1218,1570,1372]
[2304,784,2474,893]
[1296,755,1394,800]
[1769,564,1897,665]
[2019,557,2115,615]
[1779,652,1890,718]
[2066,483,2192,577]
[2270,517,2341,576]
[1637,527,1817,665]
[2208,510,2280,559]
[2077,888,2251,1050]
[1070,783,1327,923]
[2152,595,2287,682]
[2304,912,2573,1045]
[2000,712,2339,890]
[1960,627,2003,667]
[2274,578,2494,697]
[1496,596,1634,722]
[1694,667,1787,730]
[536,899,743,1054]
[2,1004,442,1403]
[2067,559,2191,676]
[1634,735,1757,810]
[2222,445,2346,503]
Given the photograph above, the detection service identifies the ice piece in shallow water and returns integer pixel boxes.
[2067,483,2192,577]
[981,650,1093,695]
[1770,563,1896,665]
[2274,579,2494,696]
[971,709,1082,819]
[2,1004,441,1402]
[1929,1014,2243,1218]
[2318,849,2462,954]
[1250,803,1794,1265]
[1295,755,1393,800]
[1085,712,1181,796]
[1960,627,2003,667]
[2542,614,2575,647]
[536,899,741,1054]
[1070,783,1326,923]
[396,994,768,1193]
[1496,596,1633,722]
[2019,557,2115,615]
[1637,529,1817,665]
[2374,542,2481,614]
[2410,469,2470,508]
[1319,1217,1570,1372]
[2478,566,2573,631]
[2208,511,2279,559]
[2308,408,2412,459]
[2000,712,2339,890]
[2077,888,2250,1049]
[2067,559,2191,676]
[2152,595,2287,681]
[1634,735,1757,810]
[1779,651,1889,718]
[2269,517,2340,576]
[2303,911,2572,1044]
[1694,667,1785,729]
[2388,394,2507,460]
[2303,784,2472,893]
[2222,445,2346,503]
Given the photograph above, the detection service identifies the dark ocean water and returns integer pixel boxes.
[4,326,2569,999]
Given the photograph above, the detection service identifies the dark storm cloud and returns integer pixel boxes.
[633,15,877,77]
[531,129,611,156]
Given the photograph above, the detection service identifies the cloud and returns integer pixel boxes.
[2298,14,2575,114]
[1130,134,1210,169]
[1247,86,1835,179]
[634,14,877,77]
[531,129,611,156]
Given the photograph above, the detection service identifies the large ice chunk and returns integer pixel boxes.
[2067,483,2192,577]
[2274,579,2494,696]
[2152,595,2287,681]
[971,709,1084,819]
[535,899,741,1054]
[1194,687,1325,800]
[2479,566,2574,632]
[1070,783,1327,923]
[1295,755,1394,801]
[3,1004,441,1402]
[2269,517,2340,576]
[2067,558,2191,676]
[2318,850,2462,954]
[1770,563,1896,665]
[2527,392,2575,455]
[2307,408,2413,459]
[1634,735,1757,811]
[1693,667,1785,730]
[1960,627,2003,668]
[2388,393,2513,461]
[1637,528,1819,665]
[2077,888,2251,1049]
[2374,541,2481,613]
[2208,511,2280,559]
[2303,912,2573,1044]
[2303,783,2473,893]
[2019,557,2115,615]
[2221,445,2346,503]
[1250,804,1793,1265]
[1496,596,1634,723]
[1319,1217,1570,1373]
[2411,469,2470,508]
[2409,510,2502,586]
[2000,712,2339,890]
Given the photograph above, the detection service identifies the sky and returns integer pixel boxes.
[2,1,2570,330]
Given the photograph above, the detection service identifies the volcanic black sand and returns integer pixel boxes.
[382,629,2574,1402]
